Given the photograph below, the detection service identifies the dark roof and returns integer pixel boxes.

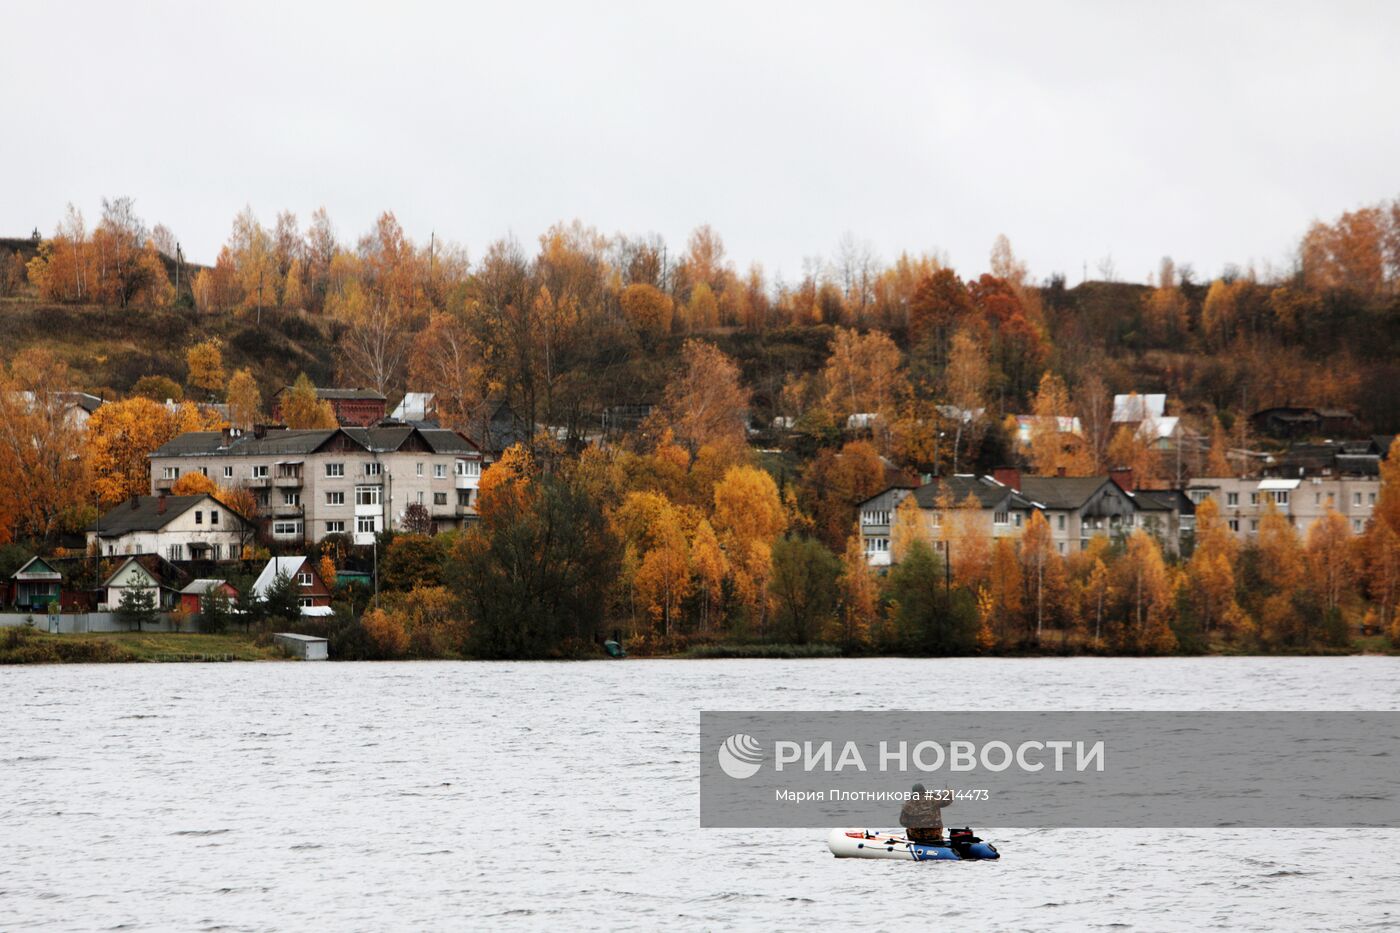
[56,391,104,414]
[152,425,478,458]
[417,427,481,454]
[910,475,1030,510]
[102,554,190,590]
[274,386,386,401]
[1132,489,1194,515]
[1016,476,1115,510]
[89,495,241,536]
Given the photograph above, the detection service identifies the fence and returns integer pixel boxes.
[0,611,190,634]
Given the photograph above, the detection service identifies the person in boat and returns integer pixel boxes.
[899,782,950,845]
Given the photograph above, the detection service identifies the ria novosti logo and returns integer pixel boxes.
[716,733,764,779]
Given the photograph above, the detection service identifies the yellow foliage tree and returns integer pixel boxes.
[226,369,262,430]
[279,373,338,429]
[87,397,219,505]
[1029,371,1094,476]
[186,339,227,396]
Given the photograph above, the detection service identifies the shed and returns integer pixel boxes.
[273,632,329,660]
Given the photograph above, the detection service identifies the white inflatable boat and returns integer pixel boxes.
[827,828,1000,861]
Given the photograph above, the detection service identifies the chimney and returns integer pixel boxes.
[1110,467,1135,492]
[1056,466,1067,477]
[992,466,1022,491]
[158,492,168,514]
[130,494,140,510]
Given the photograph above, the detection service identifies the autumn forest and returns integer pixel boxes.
[3,194,1400,659]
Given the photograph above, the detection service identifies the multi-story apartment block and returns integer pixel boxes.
[857,470,1186,566]
[150,425,489,546]
[1186,475,1381,540]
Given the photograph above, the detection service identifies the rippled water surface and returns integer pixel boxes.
[4,657,1400,931]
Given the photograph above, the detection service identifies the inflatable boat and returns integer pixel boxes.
[827,828,1000,861]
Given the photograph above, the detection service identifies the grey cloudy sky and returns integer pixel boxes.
[4,1,1397,284]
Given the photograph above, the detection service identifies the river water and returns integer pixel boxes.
[3,657,1400,931]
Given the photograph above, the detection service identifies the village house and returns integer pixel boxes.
[270,386,387,427]
[252,556,334,616]
[178,579,239,615]
[149,424,488,546]
[8,556,63,611]
[1186,474,1382,540]
[99,554,188,611]
[87,494,256,562]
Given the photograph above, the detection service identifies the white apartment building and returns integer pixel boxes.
[1187,475,1381,540]
[150,425,489,546]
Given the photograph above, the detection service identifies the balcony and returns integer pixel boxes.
[269,502,305,517]
[154,476,177,492]
[248,476,272,489]
[274,474,304,488]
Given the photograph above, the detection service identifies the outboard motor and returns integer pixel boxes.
[949,827,1000,860]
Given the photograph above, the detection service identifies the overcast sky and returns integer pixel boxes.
[4,1,1397,285]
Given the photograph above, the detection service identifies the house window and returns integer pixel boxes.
[456,460,481,477]
[326,521,345,533]
[993,511,1009,525]
[861,510,891,526]
[434,492,447,506]
[1057,514,1066,531]
[326,462,345,477]
[168,544,183,561]
[356,516,378,535]
[356,486,381,506]
[1355,492,1363,506]
[212,544,222,561]
[1249,519,1259,532]
[416,462,424,476]
[1228,519,1240,532]
[416,491,424,505]
[255,492,269,507]
[364,462,382,477]
[1355,519,1365,533]
[283,491,300,506]
[1249,492,1259,506]
[163,467,180,480]
[195,510,203,525]
[1057,542,1065,554]
[1014,513,1023,527]
[1370,493,1377,506]
[298,596,314,608]
[863,537,889,554]
[198,467,208,476]
[434,463,446,478]
[210,510,219,525]
[272,520,303,537]
[252,465,269,478]
[297,572,313,587]
[458,490,472,507]
[326,491,345,505]
[223,466,233,479]
[1226,492,1238,506]
[1271,490,1289,506]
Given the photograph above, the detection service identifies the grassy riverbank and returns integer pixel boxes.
[0,628,283,664]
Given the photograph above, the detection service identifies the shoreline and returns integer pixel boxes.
[3,629,1397,664]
